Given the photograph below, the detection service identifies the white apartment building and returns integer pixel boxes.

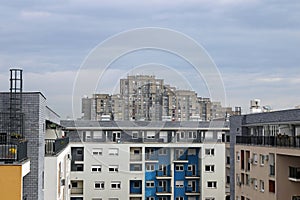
[61,120,229,200]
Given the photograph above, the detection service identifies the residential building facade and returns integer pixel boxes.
[230,109,300,200]
[62,120,229,200]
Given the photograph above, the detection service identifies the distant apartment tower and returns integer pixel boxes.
[175,90,200,121]
[230,109,300,200]
[120,75,165,121]
[82,75,235,122]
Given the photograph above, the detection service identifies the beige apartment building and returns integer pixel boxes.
[230,109,300,200]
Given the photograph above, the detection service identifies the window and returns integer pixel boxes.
[146,131,155,139]
[93,131,102,139]
[146,181,155,188]
[108,198,119,200]
[132,131,138,139]
[108,165,119,172]
[253,153,258,164]
[180,131,185,138]
[158,198,167,200]
[133,149,140,155]
[188,131,197,139]
[236,152,240,161]
[188,164,195,171]
[188,180,195,187]
[205,148,215,156]
[147,197,155,200]
[111,181,121,189]
[92,148,103,156]
[108,148,119,156]
[159,164,166,171]
[94,181,104,190]
[188,148,196,155]
[205,198,215,200]
[133,181,140,188]
[260,180,264,192]
[76,149,83,155]
[146,164,155,171]
[175,165,184,171]
[207,181,217,188]
[158,148,167,155]
[260,154,265,166]
[176,181,184,188]
[71,182,78,188]
[91,165,102,172]
[269,180,275,193]
[176,197,184,200]
[92,198,102,200]
[205,165,215,172]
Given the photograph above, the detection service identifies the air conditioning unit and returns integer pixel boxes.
[249,158,254,164]
[265,155,269,161]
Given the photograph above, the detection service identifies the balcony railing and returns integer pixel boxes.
[45,137,69,155]
[289,167,300,181]
[156,170,172,178]
[185,170,200,178]
[0,140,28,162]
[236,136,300,148]
[185,186,200,194]
[145,154,158,161]
[156,186,172,194]
[174,154,188,161]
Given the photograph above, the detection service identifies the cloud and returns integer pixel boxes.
[1,0,300,117]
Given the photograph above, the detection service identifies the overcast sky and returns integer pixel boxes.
[0,0,299,118]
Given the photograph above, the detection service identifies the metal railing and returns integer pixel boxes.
[156,170,172,177]
[45,137,69,155]
[185,186,200,194]
[156,186,172,193]
[185,170,200,177]
[236,136,300,148]
[0,140,27,162]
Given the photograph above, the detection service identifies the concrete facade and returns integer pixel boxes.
[62,120,229,200]
[230,109,300,200]
[0,92,46,200]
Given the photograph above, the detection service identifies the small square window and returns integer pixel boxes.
[175,165,184,171]
[205,148,214,156]
[94,181,105,190]
[207,181,217,188]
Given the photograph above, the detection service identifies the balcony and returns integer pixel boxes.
[156,187,172,195]
[185,170,200,179]
[70,180,83,195]
[145,154,159,162]
[185,186,201,196]
[173,154,188,163]
[156,170,172,179]
[0,140,28,162]
[236,135,300,148]
[45,137,69,156]
[289,167,300,182]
